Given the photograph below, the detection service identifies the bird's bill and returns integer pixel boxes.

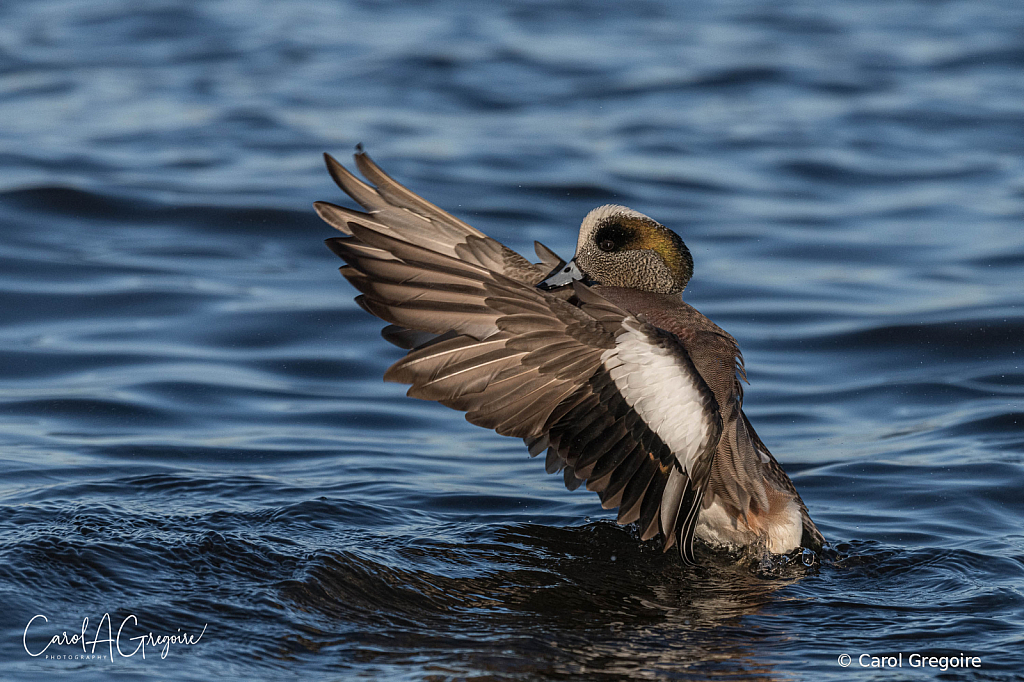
[537,259,588,290]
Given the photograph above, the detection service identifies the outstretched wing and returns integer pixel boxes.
[318,151,724,562]
[315,150,549,286]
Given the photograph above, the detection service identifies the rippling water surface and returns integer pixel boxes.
[2,1,1023,680]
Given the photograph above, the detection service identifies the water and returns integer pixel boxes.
[1,0,1023,679]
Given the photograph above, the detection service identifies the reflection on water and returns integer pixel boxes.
[280,522,806,680]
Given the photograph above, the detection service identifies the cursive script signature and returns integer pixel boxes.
[23,614,207,660]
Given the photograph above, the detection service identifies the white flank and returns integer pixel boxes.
[696,497,804,554]
[600,319,712,477]
[767,500,804,553]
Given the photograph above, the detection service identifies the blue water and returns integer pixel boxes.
[2,1,1023,679]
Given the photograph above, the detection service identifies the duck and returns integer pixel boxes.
[316,148,823,564]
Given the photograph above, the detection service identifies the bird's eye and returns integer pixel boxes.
[598,239,616,252]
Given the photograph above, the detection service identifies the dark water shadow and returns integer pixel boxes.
[274,522,818,680]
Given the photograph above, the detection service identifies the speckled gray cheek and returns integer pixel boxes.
[578,249,681,294]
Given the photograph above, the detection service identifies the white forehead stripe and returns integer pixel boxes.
[600,319,714,477]
[583,204,652,223]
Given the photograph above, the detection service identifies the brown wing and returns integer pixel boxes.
[318,152,724,562]
[315,150,546,285]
